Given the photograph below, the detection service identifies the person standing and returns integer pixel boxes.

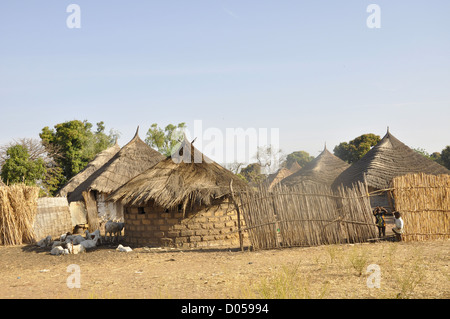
[373,206,387,237]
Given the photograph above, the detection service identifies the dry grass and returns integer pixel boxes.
[0,184,39,245]
[0,240,448,299]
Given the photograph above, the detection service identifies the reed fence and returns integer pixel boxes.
[236,182,376,250]
[392,173,450,242]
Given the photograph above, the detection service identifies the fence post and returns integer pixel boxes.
[230,180,244,251]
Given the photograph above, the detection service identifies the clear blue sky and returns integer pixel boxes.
[1,1,449,163]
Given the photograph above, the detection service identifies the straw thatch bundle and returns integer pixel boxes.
[0,184,39,245]
[332,130,450,190]
[392,173,450,242]
[109,139,248,210]
[61,128,165,202]
[282,147,350,187]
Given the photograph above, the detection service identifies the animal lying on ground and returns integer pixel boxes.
[37,236,52,248]
[64,235,85,245]
[85,229,101,245]
[116,244,132,252]
[105,220,125,243]
[51,246,70,255]
[66,242,86,254]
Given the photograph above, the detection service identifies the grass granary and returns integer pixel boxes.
[57,128,164,225]
[280,146,350,188]
[332,130,450,210]
[108,138,248,249]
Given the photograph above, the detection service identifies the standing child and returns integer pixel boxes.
[392,211,404,240]
[373,206,387,238]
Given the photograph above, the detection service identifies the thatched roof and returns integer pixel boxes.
[61,128,165,202]
[332,131,450,190]
[267,161,302,190]
[108,139,248,209]
[58,142,121,198]
[281,147,350,187]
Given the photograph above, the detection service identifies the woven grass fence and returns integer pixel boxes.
[392,173,450,242]
[0,184,39,245]
[237,182,376,250]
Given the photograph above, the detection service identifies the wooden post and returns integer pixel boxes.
[230,180,244,251]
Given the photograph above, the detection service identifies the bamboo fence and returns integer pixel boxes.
[392,173,450,242]
[0,184,39,245]
[236,181,376,250]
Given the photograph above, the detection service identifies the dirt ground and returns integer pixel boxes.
[0,237,448,299]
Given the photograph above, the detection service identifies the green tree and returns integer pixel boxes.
[283,151,314,168]
[145,122,186,156]
[440,146,450,170]
[1,144,46,186]
[334,133,381,164]
[40,120,117,188]
[239,163,264,184]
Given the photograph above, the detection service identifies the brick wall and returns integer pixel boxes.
[124,199,247,249]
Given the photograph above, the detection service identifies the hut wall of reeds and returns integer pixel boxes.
[392,173,450,242]
[33,197,72,240]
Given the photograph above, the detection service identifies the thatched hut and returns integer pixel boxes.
[58,128,164,223]
[280,146,350,188]
[108,139,248,249]
[332,130,450,209]
[266,162,301,190]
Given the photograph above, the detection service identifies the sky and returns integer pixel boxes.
[1,0,449,165]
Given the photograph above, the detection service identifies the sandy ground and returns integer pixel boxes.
[0,237,448,299]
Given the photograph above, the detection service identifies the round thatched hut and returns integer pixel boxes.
[108,139,248,249]
[57,128,164,223]
[280,146,350,188]
[332,130,450,209]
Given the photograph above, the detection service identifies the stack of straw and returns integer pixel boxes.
[0,184,39,245]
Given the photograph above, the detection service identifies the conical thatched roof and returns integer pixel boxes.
[332,131,450,190]
[267,161,302,190]
[57,142,121,198]
[62,128,165,202]
[281,147,350,187]
[108,138,248,209]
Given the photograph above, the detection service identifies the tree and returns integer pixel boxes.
[239,163,264,185]
[40,120,118,189]
[283,151,314,168]
[1,144,46,186]
[0,138,65,196]
[440,146,450,170]
[145,122,186,157]
[334,133,381,164]
[255,145,285,175]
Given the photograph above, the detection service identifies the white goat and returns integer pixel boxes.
[50,245,69,256]
[80,231,100,250]
[66,242,86,254]
[104,220,124,243]
[116,244,132,253]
